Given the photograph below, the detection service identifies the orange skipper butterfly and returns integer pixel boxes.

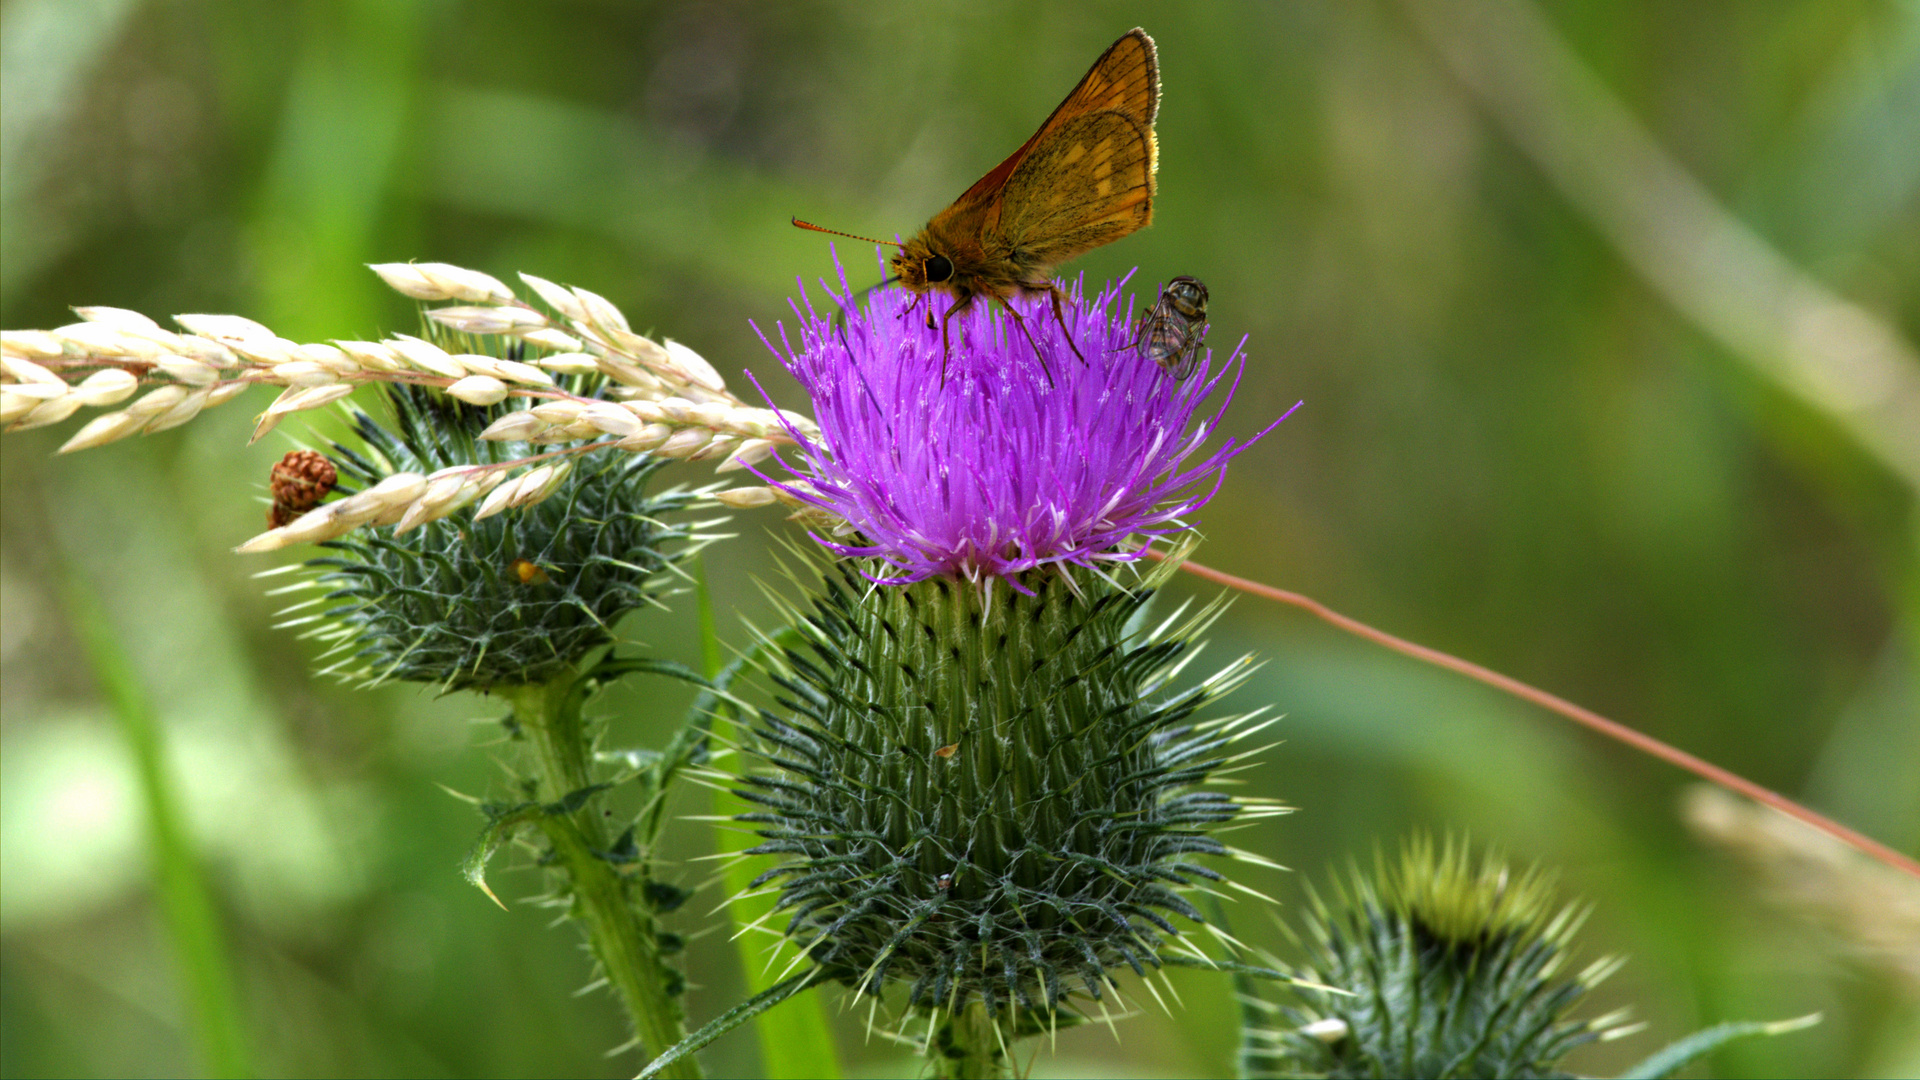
[796,29,1160,365]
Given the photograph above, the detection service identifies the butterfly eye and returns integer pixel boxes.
[923,255,955,283]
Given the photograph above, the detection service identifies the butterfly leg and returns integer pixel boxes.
[994,298,1056,388]
[937,295,976,382]
[1045,284,1089,367]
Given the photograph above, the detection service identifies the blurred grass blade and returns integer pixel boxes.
[695,561,841,1079]
[61,570,254,1080]
[1615,1014,1822,1079]
[1402,0,1920,492]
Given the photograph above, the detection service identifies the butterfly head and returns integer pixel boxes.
[890,237,957,294]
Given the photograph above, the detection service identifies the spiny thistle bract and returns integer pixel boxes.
[1249,837,1631,1079]
[295,383,700,689]
[742,556,1274,1016]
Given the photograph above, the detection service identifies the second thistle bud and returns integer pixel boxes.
[1250,837,1632,1079]
[742,559,1274,1017]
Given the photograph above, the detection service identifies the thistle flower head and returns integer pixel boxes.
[756,256,1288,586]
[734,262,1290,1033]
[287,383,700,690]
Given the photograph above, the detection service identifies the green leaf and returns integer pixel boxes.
[65,572,255,1079]
[458,801,544,910]
[592,654,715,690]
[636,969,827,1079]
[1615,1014,1822,1079]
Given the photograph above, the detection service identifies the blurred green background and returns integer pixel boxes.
[4,1,1917,1077]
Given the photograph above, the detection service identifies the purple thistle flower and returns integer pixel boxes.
[752,253,1295,587]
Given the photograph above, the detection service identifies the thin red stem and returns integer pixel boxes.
[1168,555,1920,880]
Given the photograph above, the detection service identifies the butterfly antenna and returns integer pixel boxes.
[791,218,902,247]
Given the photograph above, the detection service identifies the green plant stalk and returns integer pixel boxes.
[696,558,842,1079]
[64,574,254,1080]
[931,1003,1009,1080]
[713,754,842,1077]
[501,675,701,1080]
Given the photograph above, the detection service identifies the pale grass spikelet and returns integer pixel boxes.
[291,343,359,375]
[712,485,777,508]
[15,392,86,430]
[53,321,161,359]
[661,339,724,392]
[387,334,468,379]
[369,261,512,303]
[427,305,550,336]
[476,410,547,442]
[617,423,673,452]
[237,469,431,552]
[532,351,601,375]
[2,330,67,360]
[516,272,589,322]
[477,466,544,520]
[59,411,147,454]
[391,467,502,534]
[717,437,776,472]
[447,375,511,406]
[569,285,630,334]
[154,356,222,386]
[273,361,343,388]
[72,305,165,333]
[335,340,406,373]
[172,312,274,342]
[74,368,141,405]
[4,356,68,386]
[142,387,215,434]
[575,401,641,437]
[242,505,350,552]
[7,262,819,511]
[657,427,711,458]
[519,328,582,352]
[480,358,554,386]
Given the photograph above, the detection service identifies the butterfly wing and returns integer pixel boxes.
[947,28,1159,218]
[991,109,1156,268]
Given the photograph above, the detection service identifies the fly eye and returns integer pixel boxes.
[924,255,954,283]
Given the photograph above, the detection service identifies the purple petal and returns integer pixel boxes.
[753,250,1289,586]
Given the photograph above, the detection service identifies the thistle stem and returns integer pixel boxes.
[931,1004,1010,1080]
[1171,555,1920,881]
[502,677,702,1079]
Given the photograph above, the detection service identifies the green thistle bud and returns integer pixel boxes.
[1252,836,1629,1080]
[740,558,1275,1020]
[293,385,699,689]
